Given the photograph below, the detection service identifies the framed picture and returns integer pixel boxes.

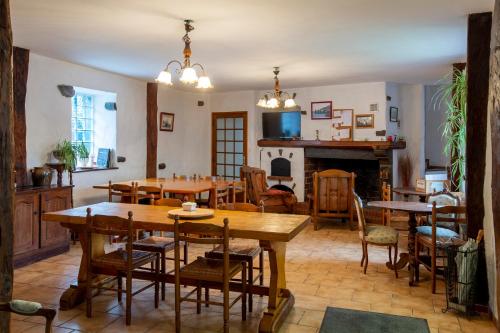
[159,112,175,132]
[355,114,374,128]
[389,106,399,122]
[311,101,332,120]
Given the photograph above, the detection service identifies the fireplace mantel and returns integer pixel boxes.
[257,139,406,150]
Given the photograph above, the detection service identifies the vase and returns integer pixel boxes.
[31,166,53,186]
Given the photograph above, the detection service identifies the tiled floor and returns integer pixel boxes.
[11,221,497,332]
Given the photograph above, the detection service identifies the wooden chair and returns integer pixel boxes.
[205,202,264,313]
[312,169,356,230]
[173,217,247,333]
[353,192,399,278]
[381,182,409,230]
[0,300,56,333]
[415,202,466,293]
[135,184,164,204]
[240,165,296,213]
[229,179,247,203]
[85,208,160,325]
[132,196,188,301]
[108,181,137,203]
[214,181,230,208]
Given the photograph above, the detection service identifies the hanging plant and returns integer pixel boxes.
[433,68,467,190]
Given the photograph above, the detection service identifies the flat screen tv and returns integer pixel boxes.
[262,111,301,139]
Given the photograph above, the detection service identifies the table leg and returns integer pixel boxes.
[258,240,294,333]
[407,212,418,286]
[59,223,106,310]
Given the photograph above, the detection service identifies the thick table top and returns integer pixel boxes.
[42,202,310,242]
[93,178,229,194]
[392,187,430,196]
[368,200,433,213]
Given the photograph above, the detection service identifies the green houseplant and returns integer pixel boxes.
[434,68,467,190]
[53,140,89,171]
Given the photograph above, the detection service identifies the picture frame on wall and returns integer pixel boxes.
[311,101,332,120]
[389,106,399,122]
[159,112,175,132]
[355,114,374,128]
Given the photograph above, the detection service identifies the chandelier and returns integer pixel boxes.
[156,20,213,89]
[256,67,297,109]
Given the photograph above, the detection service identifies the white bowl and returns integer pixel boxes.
[182,202,197,212]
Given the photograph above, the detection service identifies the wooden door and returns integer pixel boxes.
[40,188,71,248]
[13,193,39,256]
[211,112,248,180]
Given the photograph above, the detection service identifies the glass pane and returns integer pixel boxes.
[85,119,93,130]
[76,106,85,118]
[225,153,234,164]
[84,107,92,118]
[217,118,225,129]
[217,142,225,152]
[84,142,91,153]
[217,130,225,140]
[226,130,234,140]
[217,153,225,164]
[235,142,243,153]
[235,154,244,165]
[217,164,225,176]
[225,118,234,128]
[76,131,84,141]
[71,118,76,131]
[225,142,234,153]
[235,166,241,177]
[235,118,243,129]
[225,166,234,177]
[83,131,92,142]
[235,130,243,141]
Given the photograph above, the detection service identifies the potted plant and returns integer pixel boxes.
[53,140,89,171]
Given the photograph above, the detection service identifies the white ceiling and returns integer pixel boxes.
[11,0,494,91]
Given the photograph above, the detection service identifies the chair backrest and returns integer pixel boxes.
[352,192,366,239]
[219,202,263,213]
[428,189,460,206]
[430,202,467,239]
[313,169,355,213]
[240,166,270,204]
[154,197,183,207]
[381,182,391,201]
[214,182,230,208]
[229,179,247,203]
[108,181,137,203]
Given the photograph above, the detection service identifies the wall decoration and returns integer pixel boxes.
[389,106,399,122]
[159,112,175,132]
[355,114,374,128]
[311,101,332,119]
[332,109,353,141]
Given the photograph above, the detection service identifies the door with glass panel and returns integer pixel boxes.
[212,112,247,180]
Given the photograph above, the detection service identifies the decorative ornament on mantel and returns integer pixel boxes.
[256,67,300,110]
[156,19,213,89]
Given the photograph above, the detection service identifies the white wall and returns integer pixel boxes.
[425,85,448,167]
[93,92,117,157]
[25,53,146,206]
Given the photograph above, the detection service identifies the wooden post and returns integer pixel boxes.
[466,13,492,239]
[146,82,158,178]
[488,0,500,327]
[13,47,29,186]
[0,0,15,331]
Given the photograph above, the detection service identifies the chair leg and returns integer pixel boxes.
[155,255,160,308]
[161,251,166,301]
[431,245,437,294]
[259,250,264,286]
[205,287,210,308]
[242,262,247,321]
[184,242,188,265]
[363,243,369,274]
[117,274,122,302]
[415,240,420,282]
[223,278,229,333]
[393,244,399,279]
[126,271,132,325]
[86,273,93,318]
[360,242,366,267]
[313,217,318,231]
[388,245,392,264]
[248,259,253,313]
[197,283,202,314]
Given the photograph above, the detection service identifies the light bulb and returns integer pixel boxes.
[179,67,198,84]
[284,98,296,108]
[156,70,173,85]
[267,97,279,108]
[196,76,213,89]
[257,98,267,107]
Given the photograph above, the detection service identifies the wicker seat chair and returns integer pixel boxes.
[0,300,56,333]
[381,182,409,230]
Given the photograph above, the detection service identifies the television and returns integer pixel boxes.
[262,111,301,139]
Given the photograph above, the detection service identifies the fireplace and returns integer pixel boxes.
[304,147,393,202]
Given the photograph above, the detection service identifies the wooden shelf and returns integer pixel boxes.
[257,139,406,150]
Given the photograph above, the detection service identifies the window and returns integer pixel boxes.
[71,93,94,155]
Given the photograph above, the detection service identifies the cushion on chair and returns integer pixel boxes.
[364,225,399,244]
[9,300,42,314]
[416,226,460,239]
[92,249,156,269]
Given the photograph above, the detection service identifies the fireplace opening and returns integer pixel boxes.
[271,157,291,177]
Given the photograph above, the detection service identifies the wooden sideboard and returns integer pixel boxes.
[14,185,72,267]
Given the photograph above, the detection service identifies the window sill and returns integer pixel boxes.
[72,167,118,174]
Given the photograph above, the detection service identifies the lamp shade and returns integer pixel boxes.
[156,70,173,85]
[179,67,198,84]
[196,76,213,89]
[267,97,279,108]
[284,98,296,108]
[257,98,267,107]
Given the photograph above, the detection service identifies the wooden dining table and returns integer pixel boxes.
[367,201,433,286]
[42,202,310,333]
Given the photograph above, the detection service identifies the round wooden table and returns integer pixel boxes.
[392,187,430,202]
[367,201,432,286]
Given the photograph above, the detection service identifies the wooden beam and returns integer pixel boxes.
[146,82,158,178]
[13,47,29,186]
[0,0,15,331]
[489,0,500,327]
[466,13,492,240]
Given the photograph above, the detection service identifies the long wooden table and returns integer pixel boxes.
[42,202,310,333]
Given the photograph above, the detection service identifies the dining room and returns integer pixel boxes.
[1,1,500,333]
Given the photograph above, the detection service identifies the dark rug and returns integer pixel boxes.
[319,307,430,333]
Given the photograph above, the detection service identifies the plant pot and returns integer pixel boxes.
[31,166,53,186]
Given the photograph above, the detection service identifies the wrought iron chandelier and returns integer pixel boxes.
[256,67,297,109]
[156,19,213,89]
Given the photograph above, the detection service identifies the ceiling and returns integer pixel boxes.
[11,0,494,91]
